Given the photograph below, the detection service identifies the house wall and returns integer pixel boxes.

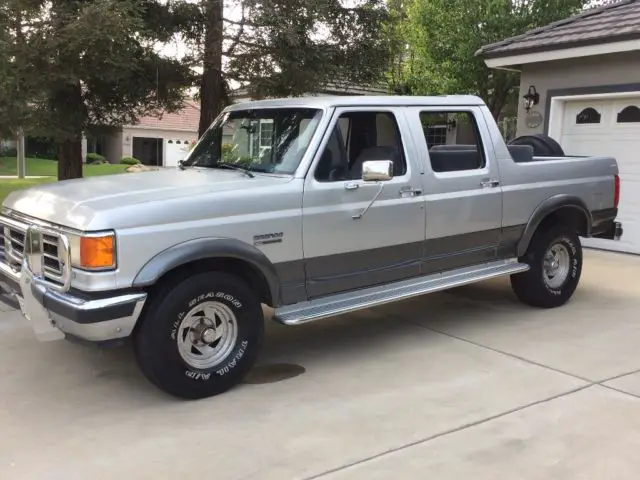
[516,51,640,137]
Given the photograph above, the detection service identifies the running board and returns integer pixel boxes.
[273,259,529,326]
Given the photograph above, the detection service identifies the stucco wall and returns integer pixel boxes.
[516,51,640,137]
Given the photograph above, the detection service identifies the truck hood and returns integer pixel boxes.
[3,168,293,231]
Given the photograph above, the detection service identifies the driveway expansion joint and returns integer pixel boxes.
[304,320,640,480]
[304,384,593,480]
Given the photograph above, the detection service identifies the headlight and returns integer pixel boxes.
[68,231,116,270]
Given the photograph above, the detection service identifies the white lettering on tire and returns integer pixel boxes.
[185,371,212,381]
[216,340,249,376]
[188,292,243,309]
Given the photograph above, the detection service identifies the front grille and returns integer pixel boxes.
[0,214,71,290]
[42,233,63,280]
[3,223,26,265]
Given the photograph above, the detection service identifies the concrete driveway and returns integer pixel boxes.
[1,249,640,479]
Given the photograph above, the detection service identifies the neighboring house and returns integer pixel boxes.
[88,100,200,167]
[476,0,640,255]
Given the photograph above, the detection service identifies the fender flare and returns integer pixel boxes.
[132,237,281,305]
[517,194,592,257]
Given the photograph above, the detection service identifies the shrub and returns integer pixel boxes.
[120,156,141,165]
[86,153,106,164]
[0,147,18,158]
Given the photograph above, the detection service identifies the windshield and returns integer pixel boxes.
[182,107,324,175]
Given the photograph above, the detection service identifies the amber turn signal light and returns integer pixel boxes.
[80,235,115,269]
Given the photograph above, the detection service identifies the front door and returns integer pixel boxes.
[302,107,426,298]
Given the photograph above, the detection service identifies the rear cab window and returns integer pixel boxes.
[419,111,486,173]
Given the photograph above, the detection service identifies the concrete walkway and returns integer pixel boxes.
[1,249,639,479]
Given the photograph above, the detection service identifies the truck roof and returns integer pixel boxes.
[226,95,486,111]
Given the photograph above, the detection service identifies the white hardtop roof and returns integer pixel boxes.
[225,95,485,111]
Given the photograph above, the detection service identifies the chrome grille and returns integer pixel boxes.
[0,214,72,291]
[3,222,27,265]
[42,233,63,279]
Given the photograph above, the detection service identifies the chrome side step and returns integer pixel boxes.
[273,259,529,326]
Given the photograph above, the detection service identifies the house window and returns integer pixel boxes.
[259,120,274,148]
[576,107,601,124]
[424,126,448,147]
[617,105,640,123]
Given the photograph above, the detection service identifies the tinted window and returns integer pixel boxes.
[576,107,601,124]
[617,105,640,123]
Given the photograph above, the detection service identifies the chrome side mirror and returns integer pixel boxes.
[362,160,394,182]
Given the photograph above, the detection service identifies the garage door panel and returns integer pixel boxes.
[560,97,640,255]
[561,135,610,157]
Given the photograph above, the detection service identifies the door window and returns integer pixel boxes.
[420,111,486,172]
[314,111,407,182]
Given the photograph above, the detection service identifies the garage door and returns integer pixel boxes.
[559,97,640,254]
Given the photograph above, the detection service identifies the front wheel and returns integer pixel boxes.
[134,271,264,399]
[511,225,583,308]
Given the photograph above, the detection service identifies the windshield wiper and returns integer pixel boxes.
[214,163,255,178]
[181,160,255,178]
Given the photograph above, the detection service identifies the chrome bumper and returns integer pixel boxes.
[0,258,146,343]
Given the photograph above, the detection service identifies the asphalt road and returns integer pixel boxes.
[1,249,640,479]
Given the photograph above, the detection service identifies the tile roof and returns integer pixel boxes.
[476,0,640,58]
[130,100,200,132]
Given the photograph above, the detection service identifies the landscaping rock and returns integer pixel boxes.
[125,164,160,173]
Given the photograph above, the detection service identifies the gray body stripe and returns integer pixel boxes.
[275,226,526,305]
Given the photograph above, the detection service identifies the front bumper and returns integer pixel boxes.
[0,257,146,343]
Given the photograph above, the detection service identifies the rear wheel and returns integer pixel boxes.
[134,271,264,399]
[511,224,582,308]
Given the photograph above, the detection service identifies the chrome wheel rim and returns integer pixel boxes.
[543,243,571,289]
[176,301,238,370]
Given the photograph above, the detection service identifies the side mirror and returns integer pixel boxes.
[361,160,394,182]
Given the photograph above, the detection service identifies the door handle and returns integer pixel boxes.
[344,182,359,191]
[480,179,500,188]
[399,186,423,197]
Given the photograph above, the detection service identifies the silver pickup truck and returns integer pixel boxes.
[0,95,623,399]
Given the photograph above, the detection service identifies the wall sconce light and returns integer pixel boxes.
[523,85,540,112]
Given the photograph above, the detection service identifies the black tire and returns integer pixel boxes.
[134,271,264,399]
[508,134,565,157]
[511,224,582,308]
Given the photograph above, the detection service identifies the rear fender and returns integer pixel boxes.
[517,195,592,257]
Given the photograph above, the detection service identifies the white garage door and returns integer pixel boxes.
[559,97,640,254]
[165,139,193,167]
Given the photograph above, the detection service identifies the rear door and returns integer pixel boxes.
[301,107,426,298]
[406,106,504,273]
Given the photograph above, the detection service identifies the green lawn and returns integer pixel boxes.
[0,157,130,203]
[0,157,129,177]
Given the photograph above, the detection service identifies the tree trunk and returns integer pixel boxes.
[198,0,225,138]
[58,137,83,180]
[54,80,83,180]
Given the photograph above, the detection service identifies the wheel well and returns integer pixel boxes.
[539,206,589,237]
[146,257,274,307]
